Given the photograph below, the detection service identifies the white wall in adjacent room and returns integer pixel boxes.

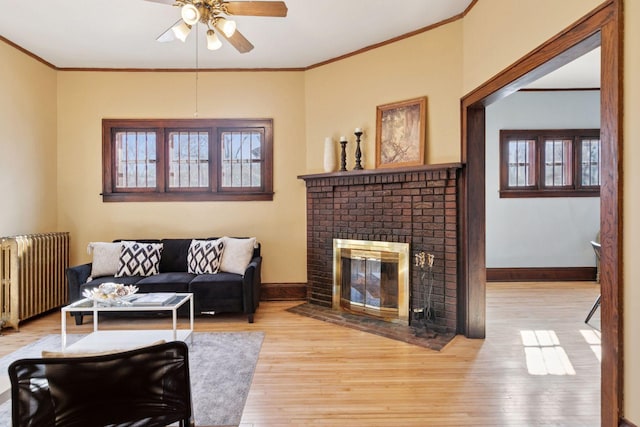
[485,90,600,268]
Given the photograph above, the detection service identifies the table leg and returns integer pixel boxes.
[189,295,194,332]
[172,309,177,341]
[61,310,67,350]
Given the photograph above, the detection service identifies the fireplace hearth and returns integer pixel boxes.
[287,302,455,350]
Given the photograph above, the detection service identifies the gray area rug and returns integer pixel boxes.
[0,331,264,426]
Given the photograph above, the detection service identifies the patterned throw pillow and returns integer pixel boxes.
[115,241,163,277]
[187,239,225,274]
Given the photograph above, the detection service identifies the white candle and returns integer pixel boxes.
[325,136,332,144]
[355,128,362,133]
[340,136,347,142]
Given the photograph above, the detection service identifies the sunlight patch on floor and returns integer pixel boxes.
[521,330,576,375]
[580,329,602,362]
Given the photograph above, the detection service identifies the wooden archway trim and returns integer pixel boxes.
[459,1,622,426]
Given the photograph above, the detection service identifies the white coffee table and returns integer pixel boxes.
[61,293,194,352]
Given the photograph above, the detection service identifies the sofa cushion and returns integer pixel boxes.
[135,272,194,293]
[87,242,123,278]
[188,272,244,299]
[115,242,163,277]
[188,273,244,314]
[159,239,192,273]
[219,237,256,275]
[187,239,224,274]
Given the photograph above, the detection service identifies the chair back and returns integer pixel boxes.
[590,240,601,260]
[8,341,192,427]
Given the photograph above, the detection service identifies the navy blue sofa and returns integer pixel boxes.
[66,238,261,324]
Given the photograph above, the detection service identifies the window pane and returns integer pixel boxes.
[581,138,601,186]
[104,118,274,202]
[544,139,572,187]
[507,139,535,187]
[499,129,600,198]
[221,130,263,188]
[115,131,156,188]
[168,131,209,188]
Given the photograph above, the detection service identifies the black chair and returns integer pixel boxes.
[585,240,601,324]
[8,341,193,427]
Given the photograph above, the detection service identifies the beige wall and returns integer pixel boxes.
[0,44,58,236]
[304,21,462,172]
[624,0,640,423]
[462,0,603,93]
[56,71,307,283]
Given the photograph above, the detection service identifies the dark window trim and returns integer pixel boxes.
[102,118,274,202]
[499,128,600,198]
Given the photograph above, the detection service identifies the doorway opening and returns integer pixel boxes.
[459,2,622,425]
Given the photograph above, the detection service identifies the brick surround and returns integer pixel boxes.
[299,163,462,334]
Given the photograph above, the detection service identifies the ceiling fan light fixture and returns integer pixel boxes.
[172,21,192,42]
[181,4,201,26]
[218,18,237,37]
[206,30,222,50]
[154,0,288,53]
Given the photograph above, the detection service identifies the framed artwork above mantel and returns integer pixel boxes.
[375,96,427,169]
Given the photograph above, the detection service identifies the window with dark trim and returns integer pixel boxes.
[102,119,274,202]
[499,129,600,198]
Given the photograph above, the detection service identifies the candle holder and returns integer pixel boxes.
[353,131,363,170]
[339,138,348,171]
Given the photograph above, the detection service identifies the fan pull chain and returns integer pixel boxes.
[194,23,199,118]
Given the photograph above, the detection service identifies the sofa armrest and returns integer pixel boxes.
[66,263,92,303]
[242,256,262,323]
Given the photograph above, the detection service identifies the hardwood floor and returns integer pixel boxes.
[0,281,601,426]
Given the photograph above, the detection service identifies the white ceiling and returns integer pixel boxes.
[525,47,601,89]
[0,0,599,88]
[0,0,473,69]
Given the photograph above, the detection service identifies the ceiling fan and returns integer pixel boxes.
[146,0,288,53]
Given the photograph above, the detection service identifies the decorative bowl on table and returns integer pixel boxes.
[82,283,139,306]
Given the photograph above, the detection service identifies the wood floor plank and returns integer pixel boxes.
[0,281,601,426]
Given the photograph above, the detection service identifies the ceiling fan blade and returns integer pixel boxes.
[215,25,254,53]
[225,1,288,17]
[144,0,175,5]
[156,19,182,42]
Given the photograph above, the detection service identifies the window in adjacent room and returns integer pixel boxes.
[102,119,273,202]
[499,129,600,198]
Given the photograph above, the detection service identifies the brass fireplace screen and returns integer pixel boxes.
[333,239,409,324]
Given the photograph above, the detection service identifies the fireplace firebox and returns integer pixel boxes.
[333,239,409,324]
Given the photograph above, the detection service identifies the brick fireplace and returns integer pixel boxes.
[299,163,461,334]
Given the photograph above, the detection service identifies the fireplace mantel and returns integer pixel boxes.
[298,163,463,181]
[299,163,462,334]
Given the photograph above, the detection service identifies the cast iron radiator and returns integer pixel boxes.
[0,232,69,330]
